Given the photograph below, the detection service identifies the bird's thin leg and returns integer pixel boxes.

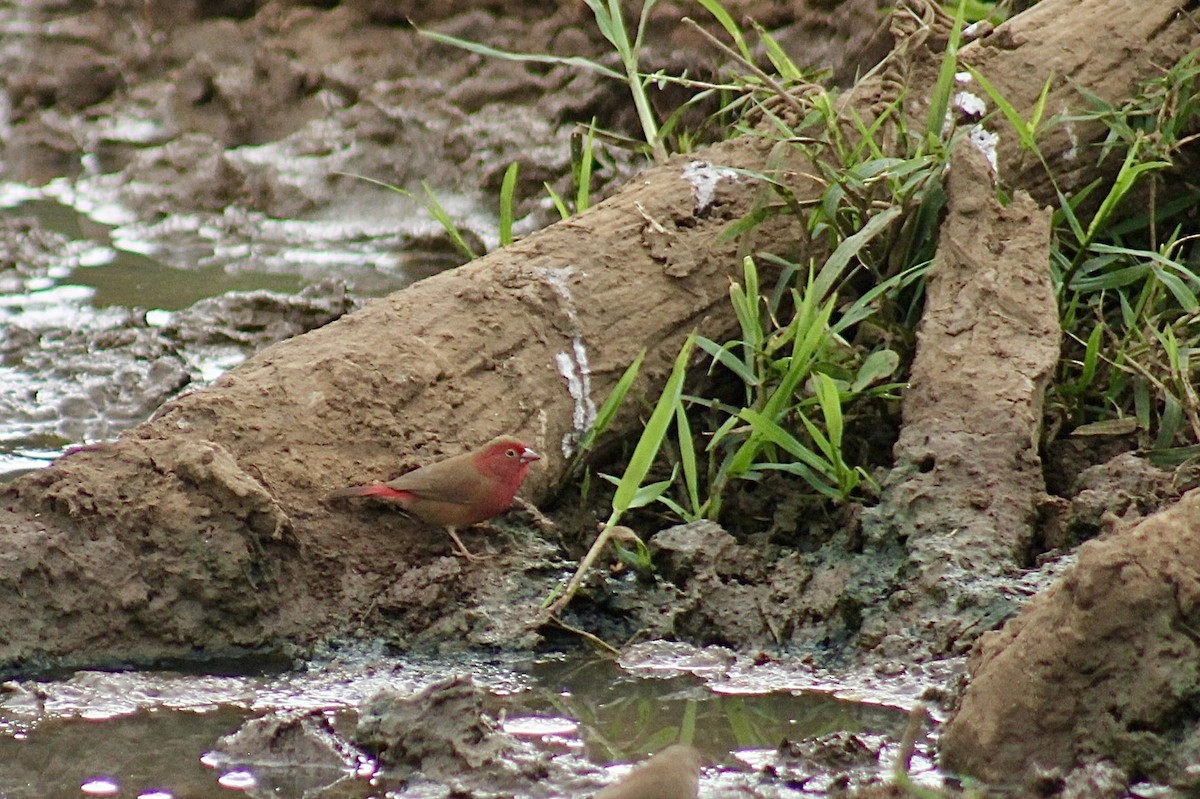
[446,527,484,561]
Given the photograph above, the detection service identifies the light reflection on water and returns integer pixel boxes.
[0,649,917,799]
[0,190,428,478]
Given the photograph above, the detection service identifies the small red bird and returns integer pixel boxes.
[327,435,540,559]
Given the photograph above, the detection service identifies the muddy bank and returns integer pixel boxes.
[0,0,1196,678]
[2,0,1200,792]
[941,488,1200,788]
[0,132,776,673]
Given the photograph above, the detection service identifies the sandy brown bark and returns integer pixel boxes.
[0,0,1197,675]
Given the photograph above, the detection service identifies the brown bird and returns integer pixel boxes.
[594,744,703,799]
[327,435,540,558]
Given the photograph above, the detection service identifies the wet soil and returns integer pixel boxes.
[2,0,1200,795]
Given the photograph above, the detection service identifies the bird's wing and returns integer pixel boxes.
[385,453,488,506]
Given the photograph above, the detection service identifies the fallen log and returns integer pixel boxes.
[0,137,776,672]
[0,0,1195,675]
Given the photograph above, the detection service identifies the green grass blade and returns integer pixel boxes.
[611,335,695,514]
[754,23,803,82]
[967,65,1037,151]
[1152,265,1199,312]
[580,349,646,453]
[1085,143,1170,241]
[626,477,675,509]
[1155,393,1183,449]
[694,0,753,62]
[812,206,902,301]
[925,0,967,142]
[675,402,702,520]
[419,28,624,80]
[544,182,571,219]
[634,0,661,52]
[499,162,520,247]
[738,408,837,479]
[420,182,479,260]
[576,121,598,213]
[695,335,761,386]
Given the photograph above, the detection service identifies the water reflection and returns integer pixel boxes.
[514,656,907,762]
[0,650,916,799]
[0,706,249,799]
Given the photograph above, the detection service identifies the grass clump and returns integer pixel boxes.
[552,3,1200,621]
[544,2,965,617]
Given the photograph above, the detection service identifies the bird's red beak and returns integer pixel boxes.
[519,446,540,464]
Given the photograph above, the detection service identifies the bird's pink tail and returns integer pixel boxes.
[326,484,415,501]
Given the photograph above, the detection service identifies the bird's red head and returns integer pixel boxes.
[475,436,540,483]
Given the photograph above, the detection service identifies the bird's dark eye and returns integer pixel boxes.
[506,448,518,458]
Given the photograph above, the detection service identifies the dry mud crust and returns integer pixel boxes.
[941,488,1200,787]
[820,143,1055,662]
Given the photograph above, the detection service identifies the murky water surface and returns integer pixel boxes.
[0,647,935,798]
[0,182,457,477]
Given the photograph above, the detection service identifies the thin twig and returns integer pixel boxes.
[545,524,616,616]
[544,614,620,656]
[681,17,809,118]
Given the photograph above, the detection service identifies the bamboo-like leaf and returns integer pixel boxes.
[611,335,695,514]
[499,162,520,247]
[420,28,623,80]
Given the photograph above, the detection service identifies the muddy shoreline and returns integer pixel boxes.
[3,0,1200,795]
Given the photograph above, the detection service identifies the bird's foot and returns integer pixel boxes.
[447,528,486,561]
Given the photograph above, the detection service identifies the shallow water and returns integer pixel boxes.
[0,184,446,477]
[0,647,932,798]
